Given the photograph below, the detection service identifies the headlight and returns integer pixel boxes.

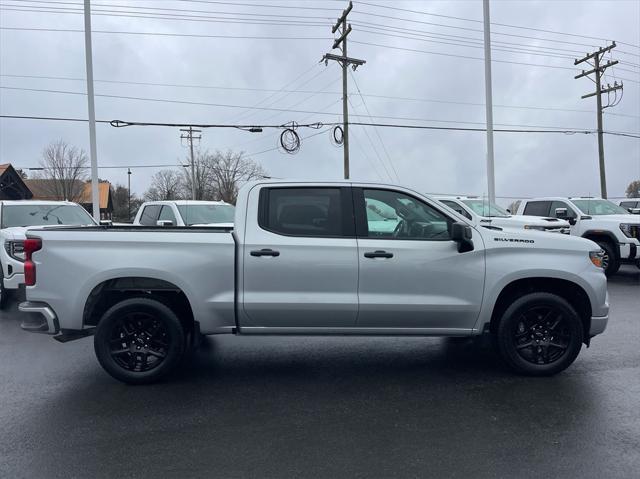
[589,250,605,268]
[3,240,25,261]
[524,225,546,231]
[619,223,633,238]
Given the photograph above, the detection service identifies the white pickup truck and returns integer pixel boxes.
[517,197,640,276]
[133,200,235,227]
[0,200,97,308]
[434,196,570,233]
[20,181,608,384]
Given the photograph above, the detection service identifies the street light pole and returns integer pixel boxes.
[83,0,100,221]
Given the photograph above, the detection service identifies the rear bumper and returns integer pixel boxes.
[589,314,609,336]
[19,301,59,335]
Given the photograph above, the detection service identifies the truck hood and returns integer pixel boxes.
[2,224,95,241]
[478,215,569,228]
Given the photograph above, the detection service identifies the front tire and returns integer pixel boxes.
[497,292,583,376]
[94,297,185,384]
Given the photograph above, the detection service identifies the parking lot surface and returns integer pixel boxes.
[0,266,638,479]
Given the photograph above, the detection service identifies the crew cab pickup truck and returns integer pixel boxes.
[434,196,569,233]
[517,197,640,276]
[133,200,235,227]
[20,181,609,384]
[0,200,97,308]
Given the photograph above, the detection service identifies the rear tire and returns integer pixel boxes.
[596,240,619,277]
[496,292,583,376]
[94,297,185,384]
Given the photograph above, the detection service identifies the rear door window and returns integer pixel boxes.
[139,205,161,226]
[523,201,551,216]
[259,187,353,237]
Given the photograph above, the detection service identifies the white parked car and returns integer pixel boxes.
[0,200,97,307]
[517,197,640,276]
[133,200,235,227]
[434,196,570,234]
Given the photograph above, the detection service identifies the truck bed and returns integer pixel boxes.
[25,227,237,333]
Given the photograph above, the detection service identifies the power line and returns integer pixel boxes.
[355,0,640,50]
[2,114,638,138]
[0,5,331,27]
[0,26,329,41]
[7,0,335,21]
[349,40,640,83]
[3,73,638,118]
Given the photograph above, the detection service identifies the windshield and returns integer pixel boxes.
[461,200,510,218]
[1,204,96,228]
[177,204,235,225]
[571,199,630,215]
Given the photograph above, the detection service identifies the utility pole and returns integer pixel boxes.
[180,126,201,200]
[127,168,131,222]
[482,0,496,204]
[83,0,100,221]
[322,1,365,179]
[575,42,623,199]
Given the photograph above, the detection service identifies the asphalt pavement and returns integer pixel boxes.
[1,266,638,479]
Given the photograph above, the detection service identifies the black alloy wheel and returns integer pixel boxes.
[497,292,583,376]
[512,305,571,365]
[94,297,185,384]
[108,312,170,373]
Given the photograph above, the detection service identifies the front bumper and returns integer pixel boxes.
[3,272,24,290]
[589,314,609,336]
[19,301,59,334]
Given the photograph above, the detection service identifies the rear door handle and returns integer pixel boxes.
[250,248,280,257]
[364,250,393,259]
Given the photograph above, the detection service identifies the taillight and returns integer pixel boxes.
[23,238,42,286]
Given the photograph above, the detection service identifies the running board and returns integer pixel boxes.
[53,328,95,343]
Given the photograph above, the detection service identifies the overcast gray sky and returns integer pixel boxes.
[1,0,639,204]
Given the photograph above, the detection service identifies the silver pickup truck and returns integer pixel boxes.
[20,181,609,384]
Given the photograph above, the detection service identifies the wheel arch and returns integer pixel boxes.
[83,277,195,333]
[488,277,592,344]
[582,230,619,254]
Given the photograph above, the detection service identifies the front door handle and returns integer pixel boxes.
[364,250,393,259]
[250,248,280,257]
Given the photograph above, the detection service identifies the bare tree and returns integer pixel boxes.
[625,180,640,198]
[209,150,267,204]
[144,170,183,201]
[37,140,88,202]
[179,150,216,200]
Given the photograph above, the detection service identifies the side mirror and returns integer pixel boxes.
[629,208,640,215]
[99,220,113,226]
[451,222,474,253]
[554,207,569,219]
[156,220,174,227]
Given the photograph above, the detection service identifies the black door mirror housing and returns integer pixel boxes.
[451,222,474,253]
